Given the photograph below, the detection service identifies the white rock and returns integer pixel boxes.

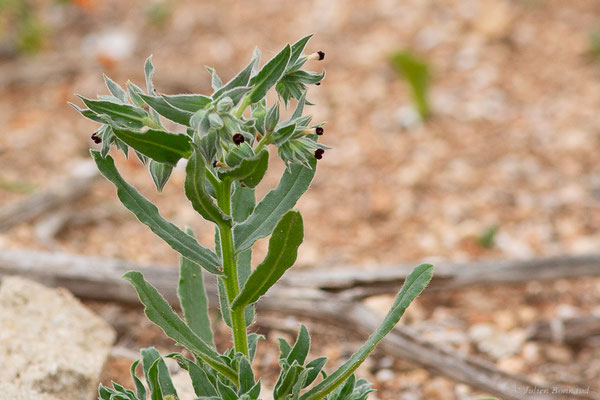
[0,383,59,400]
[0,276,116,399]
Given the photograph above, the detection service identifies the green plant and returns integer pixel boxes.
[72,35,433,400]
[389,50,431,122]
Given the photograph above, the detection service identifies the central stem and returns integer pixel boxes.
[217,178,249,357]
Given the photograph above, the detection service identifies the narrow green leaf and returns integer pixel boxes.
[185,149,231,225]
[130,359,147,400]
[91,151,221,274]
[141,349,162,400]
[138,93,193,126]
[237,248,255,327]
[78,96,148,128]
[287,324,310,366]
[299,263,434,400]
[249,44,291,103]
[104,74,128,103]
[144,55,156,94]
[112,127,191,165]
[217,380,238,400]
[149,160,173,192]
[127,80,147,107]
[124,271,238,382]
[234,160,316,252]
[231,181,255,223]
[304,357,328,388]
[232,210,303,309]
[212,53,258,99]
[278,338,292,359]
[290,34,313,66]
[238,356,255,394]
[68,102,106,124]
[248,333,264,363]
[265,103,280,132]
[206,66,223,90]
[178,232,215,347]
[214,85,252,105]
[217,149,268,189]
[166,353,218,397]
[274,362,302,400]
[162,94,212,113]
[147,359,163,400]
[271,123,296,146]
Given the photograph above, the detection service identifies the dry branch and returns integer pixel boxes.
[0,161,99,232]
[0,249,599,399]
[526,316,600,345]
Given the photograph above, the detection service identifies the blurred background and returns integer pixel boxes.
[1,0,600,399]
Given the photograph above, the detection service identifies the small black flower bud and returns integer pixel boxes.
[91,131,102,144]
[308,51,326,61]
[315,82,321,86]
[314,149,324,160]
[232,133,245,145]
[212,160,218,168]
[315,127,324,136]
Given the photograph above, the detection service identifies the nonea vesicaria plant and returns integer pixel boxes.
[72,35,434,400]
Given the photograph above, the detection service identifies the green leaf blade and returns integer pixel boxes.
[77,96,148,128]
[111,127,191,165]
[124,271,238,382]
[91,151,221,274]
[249,44,291,103]
[232,210,304,309]
[185,150,231,225]
[299,263,434,400]
[177,242,215,347]
[162,94,212,113]
[139,93,193,126]
[233,160,316,252]
[217,149,269,189]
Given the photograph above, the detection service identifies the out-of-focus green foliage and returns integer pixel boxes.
[389,50,431,122]
[478,225,499,249]
[0,0,45,54]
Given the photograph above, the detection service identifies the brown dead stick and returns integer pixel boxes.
[0,161,99,232]
[2,250,600,301]
[526,316,600,345]
[0,249,599,399]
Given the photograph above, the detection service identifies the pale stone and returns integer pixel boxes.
[0,276,116,399]
[0,383,60,400]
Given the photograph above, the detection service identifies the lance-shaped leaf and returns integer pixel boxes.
[212,58,258,102]
[238,356,255,395]
[177,232,215,347]
[77,96,148,128]
[214,85,252,105]
[167,353,219,397]
[112,127,192,165]
[139,93,193,126]
[162,94,212,113]
[68,102,106,124]
[299,263,434,400]
[130,360,147,400]
[287,324,310,366]
[91,151,221,274]
[249,44,291,103]
[141,348,178,400]
[185,149,231,225]
[217,149,268,189]
[103,74,128,103]
[149,160,173,192]
[206,66,223,90]
[144,55,156,94]
[232,210,303,309]
[234,159,316,252]
[289,34,313,67]
[124,271,238,383]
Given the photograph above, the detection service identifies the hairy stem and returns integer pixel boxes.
[216,178,249,357]
[234,95,251,119]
